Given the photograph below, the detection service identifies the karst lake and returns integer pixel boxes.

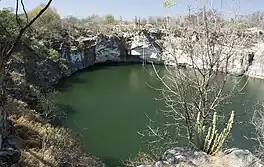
[56,64,263,166]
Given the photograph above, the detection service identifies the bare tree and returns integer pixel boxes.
[0,0,53,150]
[142,2,250,155]
[37,89,66,123]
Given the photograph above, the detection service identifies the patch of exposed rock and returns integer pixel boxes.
[246,42,264,78]
[0,128,21,167]
[137,147,263,167]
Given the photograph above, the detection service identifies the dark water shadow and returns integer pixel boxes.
[57,103,77,115]
[52,104,78,126]
[55,74,89,91]
[55,61,146,91]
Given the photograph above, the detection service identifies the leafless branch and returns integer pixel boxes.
[20,0,29,23]
[15,0,23,28]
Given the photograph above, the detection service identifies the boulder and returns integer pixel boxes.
[161,147,208,166]
[0,131,20,167]
[224,148,263,167]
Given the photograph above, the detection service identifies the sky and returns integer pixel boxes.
[0,0,263,20]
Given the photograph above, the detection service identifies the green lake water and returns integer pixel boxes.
[57,64,264,166]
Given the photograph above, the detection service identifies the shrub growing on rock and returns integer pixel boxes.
[104,14,115,24]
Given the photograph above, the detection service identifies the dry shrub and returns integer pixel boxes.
[11,116,102,167]
[6,98,102,167]
[7,98,42,122]
[123,152,156,167]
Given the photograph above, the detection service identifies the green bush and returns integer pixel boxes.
[28,5,61,38]
[104,14,115,24]
[0,8,27,39]
[47,48,60,60]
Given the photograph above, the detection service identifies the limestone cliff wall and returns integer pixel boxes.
[37,29,264,85]
[246,43,264,78]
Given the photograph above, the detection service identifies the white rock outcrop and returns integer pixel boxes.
[65,30,264,79]
[130,34,163,63]
[137,147,263,167]
[95,35,121,63]
[246,42,264,78]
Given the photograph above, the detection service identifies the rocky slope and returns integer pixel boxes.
[3,42,104,166]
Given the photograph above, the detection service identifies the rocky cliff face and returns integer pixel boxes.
[160,34,264,78]
[35,27,264,82]
[130,31,163,64]
[246,43,264,78]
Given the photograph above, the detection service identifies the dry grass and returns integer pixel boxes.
[6,98,102,167]
[123,152,157,167]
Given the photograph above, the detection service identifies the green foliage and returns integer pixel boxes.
[62,14,104,33]
[195,111,235,155]
[163,0,176,8]
[0,8,27,39]
[104,14,115,24]
[47,48,60,60]
[28,5,61,38]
